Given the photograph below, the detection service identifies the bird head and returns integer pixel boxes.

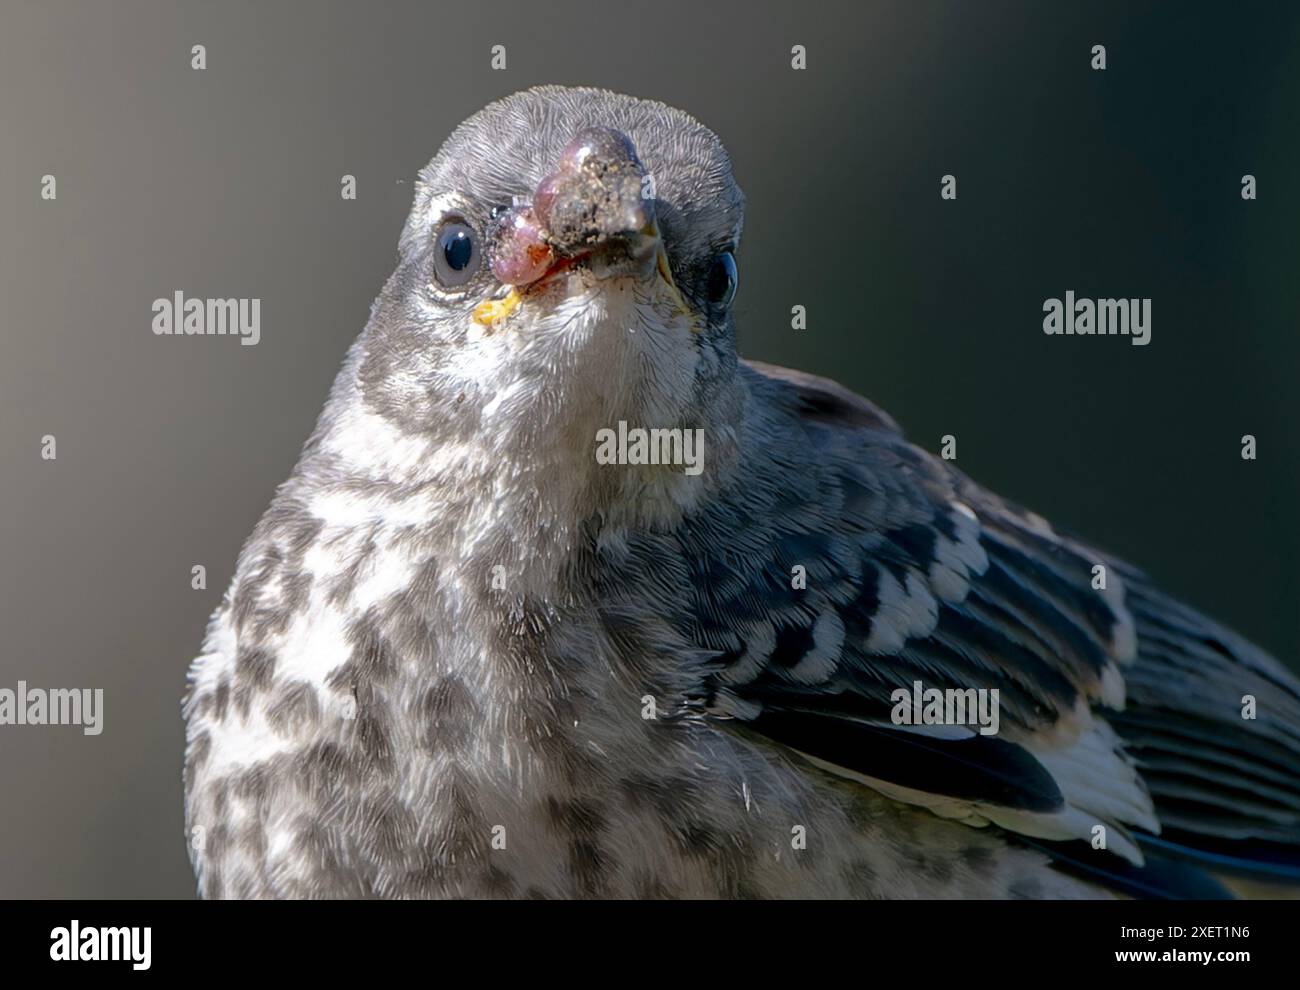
[353,86,746,448]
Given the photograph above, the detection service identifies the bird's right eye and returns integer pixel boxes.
[704,250,739,312]
[432,220,481,288]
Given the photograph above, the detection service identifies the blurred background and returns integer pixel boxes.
[1,0,1297,897]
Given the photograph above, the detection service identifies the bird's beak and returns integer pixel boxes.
[533,126,658,275]
[475,127,690,327]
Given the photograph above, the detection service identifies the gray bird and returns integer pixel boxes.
[183,85,1300,899]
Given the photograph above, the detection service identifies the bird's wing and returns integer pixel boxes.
[673,359,1300,881]
[1104,568,1300,872]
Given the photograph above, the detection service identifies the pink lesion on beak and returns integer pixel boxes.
[488,127,653,291]
[488,206,556,288]
[475,126,695,330]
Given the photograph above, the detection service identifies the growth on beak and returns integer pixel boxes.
[474,125,694,330]
[488,126,656,291]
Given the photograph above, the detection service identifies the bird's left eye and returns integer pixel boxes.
[432,220,481,288]
[705,251,738,311]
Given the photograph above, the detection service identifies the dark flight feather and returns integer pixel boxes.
[682,361,1300,895]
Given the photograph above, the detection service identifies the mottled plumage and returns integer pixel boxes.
[183,86,1300,899]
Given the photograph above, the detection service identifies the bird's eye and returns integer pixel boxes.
[432,221,481,288]
[705,251,738,311]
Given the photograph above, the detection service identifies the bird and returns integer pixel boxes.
[182,85,1300,899]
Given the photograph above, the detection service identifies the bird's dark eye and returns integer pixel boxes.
[705,251,738,311]
[433,221,481,288]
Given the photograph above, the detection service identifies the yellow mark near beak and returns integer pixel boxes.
[655,241,696,330]
[655,248,675,288]
[472,288,522,328]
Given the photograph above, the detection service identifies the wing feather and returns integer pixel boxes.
[671,361,1300,879]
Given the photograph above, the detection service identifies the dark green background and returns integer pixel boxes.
[1,0,1296,896]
